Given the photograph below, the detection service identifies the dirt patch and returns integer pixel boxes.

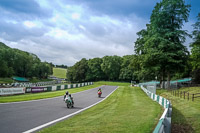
[172,123,194,133]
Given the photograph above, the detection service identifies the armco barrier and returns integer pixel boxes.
[140,85,172,133]
[26,82,93,93]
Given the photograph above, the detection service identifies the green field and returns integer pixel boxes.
[53,67,67,79]
[157,87,200,132]
[0,78,13,83]
[39,85,163,133]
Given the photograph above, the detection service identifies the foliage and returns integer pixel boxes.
[101,55,122,81]
[190,13,200,83]
[134,0,191,88]
[67,58,88,82]
[0,42,53,79]
[86,58,105,81]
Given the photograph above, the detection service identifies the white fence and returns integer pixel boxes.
[140,85,172,133]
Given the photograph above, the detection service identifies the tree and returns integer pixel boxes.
[190,13,200,83]
[134,0,190,88]
[101,56,122,81]
[119,55,134,81]
[86,58,105,81]
[66,58,88,83]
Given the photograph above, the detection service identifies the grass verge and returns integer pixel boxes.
[39,86,163,133]
[0,78,13,83]
[157,87,200,133]
[53,67,67,79]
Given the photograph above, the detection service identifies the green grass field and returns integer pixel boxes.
[39,85,163,133]
[157,87,200,133]
[0,78,13,83]
[53,67,67,79]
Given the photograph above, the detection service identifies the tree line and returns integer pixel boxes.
[67,55,141,83]
[67,0,200,86]
[0,42,53,79]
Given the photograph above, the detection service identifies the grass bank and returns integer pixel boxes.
[39,86,162,133]
[53,67,67,79]
[157,87,200,133]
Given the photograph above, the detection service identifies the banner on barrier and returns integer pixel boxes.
[31,87,47,93]
[0,87,25,95]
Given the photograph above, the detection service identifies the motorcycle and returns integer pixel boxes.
[98,91,102,97]
[64,96,74,108]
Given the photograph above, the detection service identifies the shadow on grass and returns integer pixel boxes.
[172,107,194,133]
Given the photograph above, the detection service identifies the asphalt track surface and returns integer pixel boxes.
[0,85,117,133]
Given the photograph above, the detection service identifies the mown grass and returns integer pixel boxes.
[53,67,67,79]
[95,81,130,86]
[39,86,163,133]
[0,78,13,83]
[157,87,200,133]
[30,77,53,83]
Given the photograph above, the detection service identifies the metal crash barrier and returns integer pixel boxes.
[140,85,172,133]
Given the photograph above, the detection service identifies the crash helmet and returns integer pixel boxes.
[66,91,69,95]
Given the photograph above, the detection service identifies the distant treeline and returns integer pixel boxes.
[55,65,68,69]
[67,55,144,83]
[0,42,53,79]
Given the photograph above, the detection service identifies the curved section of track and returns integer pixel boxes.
[0,85,117,133]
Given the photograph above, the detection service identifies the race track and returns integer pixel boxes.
[0,85,117,133]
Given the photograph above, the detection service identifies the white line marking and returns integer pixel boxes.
[0,85,105,105]
[23,86,118,133]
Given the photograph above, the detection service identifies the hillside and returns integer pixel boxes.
[53,67,67,79]
[0,42,53,78]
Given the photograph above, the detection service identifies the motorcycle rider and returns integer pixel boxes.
[64,91,69,101]
[69,94,74,107]
[64,91,74,107]
[98,88,102,93]
[98,88,102,97]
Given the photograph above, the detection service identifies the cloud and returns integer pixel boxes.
[0,0,52,20]
[0,0,198,66]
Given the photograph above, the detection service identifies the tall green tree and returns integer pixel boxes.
[135,0,190,88]
[190,13,200,83]
[86,58,105,81]
[101,56,121,81]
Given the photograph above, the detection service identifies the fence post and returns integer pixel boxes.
[184,91,185,99]
[180,91,182,98]
[192,94,194,101]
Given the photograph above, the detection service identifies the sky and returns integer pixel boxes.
[0,0,199,66]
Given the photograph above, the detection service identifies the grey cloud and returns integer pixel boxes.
[0,20,49,41]
[0,0,52,20]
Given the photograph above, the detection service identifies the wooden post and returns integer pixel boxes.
[184,91,185,99]
[192,94,194,101]
[180,91,182,98]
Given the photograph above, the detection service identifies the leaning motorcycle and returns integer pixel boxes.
[64,97,73,108]
[98,91,102,97]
